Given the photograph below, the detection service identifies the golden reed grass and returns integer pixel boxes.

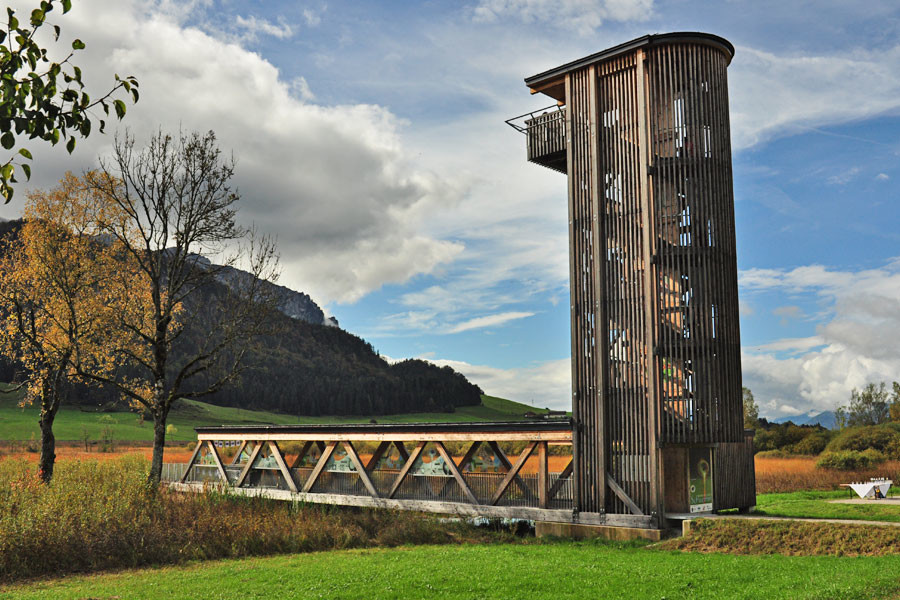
[755,456,900,494]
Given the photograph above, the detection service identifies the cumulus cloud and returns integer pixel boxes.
[0,0,462,305]
[741,260,900,418]
[431,357,571,409]
[471,0,653,34]
[876,173,890,181]
[731,45,900,149]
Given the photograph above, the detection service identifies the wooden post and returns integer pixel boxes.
[538,441,548,508]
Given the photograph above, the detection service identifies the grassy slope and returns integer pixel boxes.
[5,541,900,600]
[0,386,551,443]
[755,490,900,523]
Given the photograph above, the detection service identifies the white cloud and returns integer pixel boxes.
[234,15,294,41]
[876,173,890,181]
[0,0,463,305]
[826,166,860,185]
[470,0,653,34]
[431,357,571,409]
[447,311,535,334]
[303,7,325,27]
[741,260,900,418]
[731,45,900,149]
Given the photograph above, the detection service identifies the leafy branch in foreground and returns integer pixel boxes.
[0,0,139,203]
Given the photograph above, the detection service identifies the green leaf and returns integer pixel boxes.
[72,39,85,50]
[29,9,44,26]
[98,119,106,133]
[114,98,126,119]
[0,131,14,150]
[61,0,72,13]
[131,88,140,103]
[52,24,60,40]
[66,135,75,153]
[17,147,31,159]
[21,163,30,180]
[1,163,13,181]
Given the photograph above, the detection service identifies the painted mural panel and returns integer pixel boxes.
[688,447,713,513]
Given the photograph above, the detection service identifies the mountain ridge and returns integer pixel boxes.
[0,218,481,416]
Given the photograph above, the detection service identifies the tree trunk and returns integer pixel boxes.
[38,404,58,484]
[148,409,167,485]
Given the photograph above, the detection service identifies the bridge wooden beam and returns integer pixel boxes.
[235,441,263,488]
[388,441,426,499]
[342,441,379,498]
[302,441,338,494]
[179,440,203,484]
[268,441,298,494]
[435,441,478,504]
[206,440,229,485]
[288,440,315,470]
[491,441,538,505]
[229,440,248,466]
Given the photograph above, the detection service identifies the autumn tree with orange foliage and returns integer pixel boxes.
[0,173,143,482]
[79,130,281,484]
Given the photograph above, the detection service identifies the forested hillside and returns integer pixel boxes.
[0,219,482,416]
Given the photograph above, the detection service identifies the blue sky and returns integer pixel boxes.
[1,0,899,418]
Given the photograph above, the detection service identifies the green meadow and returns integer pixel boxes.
[4,541,899,600]
[0,384,553,443]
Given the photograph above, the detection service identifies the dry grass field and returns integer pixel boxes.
[755,456,900,494]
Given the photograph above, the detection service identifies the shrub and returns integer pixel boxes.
[825,424,900,457]
[755,449,790,458]
[789,432,831,455]
[816,449,887,470]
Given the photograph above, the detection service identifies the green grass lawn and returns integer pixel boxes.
[4,540,899,600]
[0,385,553,443]
[755,490,900,523]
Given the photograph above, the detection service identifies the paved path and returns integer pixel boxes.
[829,497,900,506]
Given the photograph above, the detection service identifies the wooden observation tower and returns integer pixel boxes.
[511,32,755,522]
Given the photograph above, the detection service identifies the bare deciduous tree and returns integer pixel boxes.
[80,130,280,483]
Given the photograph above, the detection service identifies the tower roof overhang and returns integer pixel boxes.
[524,32,735,103]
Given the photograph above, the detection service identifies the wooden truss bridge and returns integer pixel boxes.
[166,421,650,528]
